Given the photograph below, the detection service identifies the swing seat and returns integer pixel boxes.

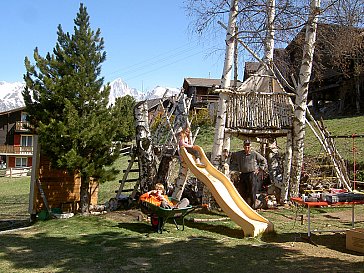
[140,198,195,233]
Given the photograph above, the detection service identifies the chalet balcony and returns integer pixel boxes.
[192,94,220,108]
[195,94,220,103]
[15,121,32,132]
[0,145,33,155]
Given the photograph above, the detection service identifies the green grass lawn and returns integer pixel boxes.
[1,187,363,272]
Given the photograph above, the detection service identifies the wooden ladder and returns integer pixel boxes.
[115,146,140,201]
[306,110,352,191]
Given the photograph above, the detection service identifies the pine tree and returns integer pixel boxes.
[23,4,121,213]
[113,95,136,142]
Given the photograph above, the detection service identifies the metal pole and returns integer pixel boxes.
[307,206,311,238]
[352,135,356,190]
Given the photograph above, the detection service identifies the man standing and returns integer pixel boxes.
[230,140,267,209]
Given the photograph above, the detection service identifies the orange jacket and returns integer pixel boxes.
[139,191,174,207]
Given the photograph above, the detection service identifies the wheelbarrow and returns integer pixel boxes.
[140,199,195,233]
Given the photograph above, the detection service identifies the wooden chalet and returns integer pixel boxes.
[146,96,177,122]
[183,78,242,109]
[0,107,34,176]
[243,62,261,80]
[275,23,364,115]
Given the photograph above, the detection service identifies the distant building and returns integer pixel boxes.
[182,77,242,110]
[246,23,364,116]
[0,107,34,176]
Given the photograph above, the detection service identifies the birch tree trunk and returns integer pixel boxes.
[155,156,173,192]
[173,94,191,134]
[264,0,275,65]
[282,131,293,202]
[135,101,157,193]
[172,94,192,200]
[291,0,321,196]
[172,160,189,201]
[211,0,238,166]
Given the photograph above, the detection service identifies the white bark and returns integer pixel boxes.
[264,0,275,64]
[211,0,238,166]
[171,94,191,200]
[291,0,321,196]
[282,131,292,202]
[173,94,191,135]
[172,160,189,201]
[135,101,157,192]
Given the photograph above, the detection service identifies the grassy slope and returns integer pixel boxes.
[304,115,364,160]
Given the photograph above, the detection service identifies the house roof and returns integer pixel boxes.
[183,78,242,89]
[244,62,261,73]
[0,106,26,116]
[146,96,175,111]
[238,66,286,93]
[184,78,222,88]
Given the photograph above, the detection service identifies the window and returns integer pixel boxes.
[16,157,27,167]
[21,112,28,122]
[21,135,33,147]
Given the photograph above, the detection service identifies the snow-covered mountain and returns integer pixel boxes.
[108,78,143,104]
[108,78,180,104]
[0,81,26,112]
[0,79,180,112]
[142,85,180,100]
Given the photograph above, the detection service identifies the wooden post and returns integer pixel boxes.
[28,135,40,218]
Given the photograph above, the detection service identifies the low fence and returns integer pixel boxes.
[0,168,31,178]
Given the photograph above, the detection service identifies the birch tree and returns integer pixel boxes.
[134,101,157,193]
[211,0,238,166]
[171,94,192,200]
[290,0,321,196]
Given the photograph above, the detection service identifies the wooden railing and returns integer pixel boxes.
[15,121,32,132]
[194,94,220,103]
[0,145,33,154]
[226,92,294,130]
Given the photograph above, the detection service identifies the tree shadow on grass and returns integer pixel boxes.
[0,220,31,232]
[184,219,244,238]
[0,226,363,273]
[117,222,154,234]
[116,218,244,238]
[262,230,364,257]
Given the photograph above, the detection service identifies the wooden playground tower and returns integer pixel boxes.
[115,0,353,206]
[115,68,297,204]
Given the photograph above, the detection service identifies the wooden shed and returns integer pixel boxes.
[28,136,99,216]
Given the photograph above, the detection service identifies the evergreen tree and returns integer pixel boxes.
[22,4,121,213]
[112,95,136,142]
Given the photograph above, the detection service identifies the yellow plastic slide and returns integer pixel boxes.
[180,146,274,237]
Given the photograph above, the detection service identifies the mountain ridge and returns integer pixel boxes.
[0,79,180,113]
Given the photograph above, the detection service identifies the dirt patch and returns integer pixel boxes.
[324,209,364,222]
[101,209,147,223]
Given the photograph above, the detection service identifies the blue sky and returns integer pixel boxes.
[0,0,231,92]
